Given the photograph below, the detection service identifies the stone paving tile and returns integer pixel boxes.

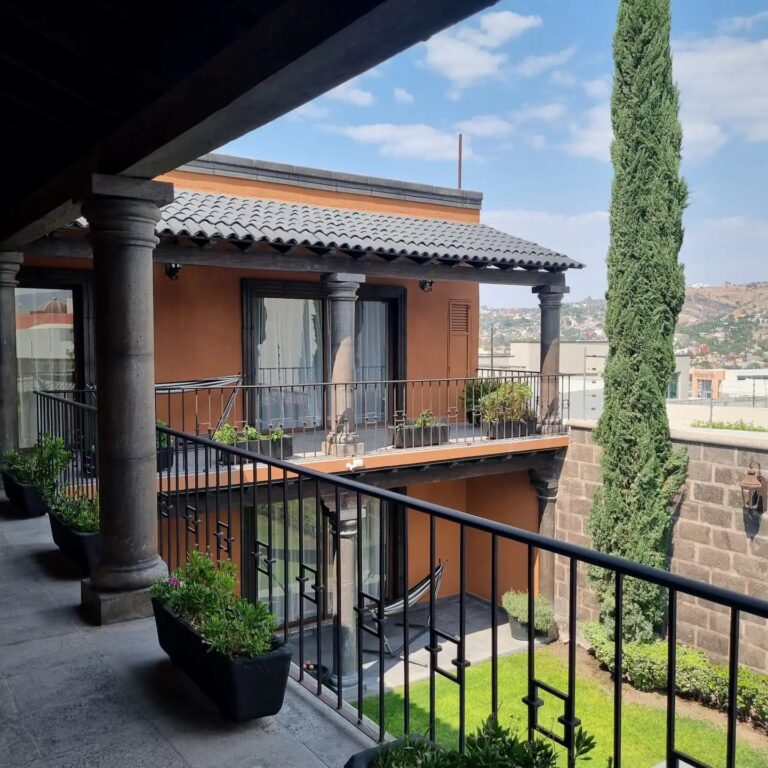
[0,718,39,768]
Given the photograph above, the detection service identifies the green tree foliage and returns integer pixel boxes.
[588,0,688,642]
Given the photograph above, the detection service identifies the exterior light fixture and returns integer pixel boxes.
[419,279,434,293]
[165,263,182,280]
[740,461,766,514]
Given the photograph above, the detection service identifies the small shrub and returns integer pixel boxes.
[151,551,277,658]
[213,423,240,446]
[240,424,260,442]
[584,622,768,730]
[50,492,99,533]
[480,382,534,424]
[3,434,70,497]
[374,716,595,768]
[690,419,768,433]
[502,590,555,634]
[461,378,502,417]
[156,420,172,450]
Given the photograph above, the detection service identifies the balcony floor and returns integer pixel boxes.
[0,509,372,768]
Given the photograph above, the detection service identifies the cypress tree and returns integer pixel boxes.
[588,0,688,643]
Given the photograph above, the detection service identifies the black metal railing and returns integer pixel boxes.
[36,391,768,768]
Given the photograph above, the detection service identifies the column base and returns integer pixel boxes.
[322,440,365,457]
[90,553,168,592]
[81,579,155,625]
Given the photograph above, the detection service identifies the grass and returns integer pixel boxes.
[690,419,768,433]
[363,646,768,768]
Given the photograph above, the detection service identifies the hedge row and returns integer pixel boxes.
[584,622,768,730]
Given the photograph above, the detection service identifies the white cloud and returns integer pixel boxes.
[423,10,541,93]
[513,103,567,123]
[327,77,374,107]
[511,47,575,78]
[550,70,578,87]
[288,101,329,121]
[674,35,768,157]
[563,103,612,162]
[717,11,768,33]
[456,114,514,138]
[331,123,470,161]
[393,87,414,105]
[583,77,611,100]
[525,134,547,150]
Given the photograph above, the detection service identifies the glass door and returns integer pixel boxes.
[252,296,324,430]
[355,300,389,425]
[15,287,77,447]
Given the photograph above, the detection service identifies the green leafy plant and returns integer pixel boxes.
[267,427,285,442]
[240,424,260,442]
[3,434,70,497]
[50,492,99,533]
[461,378,502,420]
[691,419,768,433]
[151,551,277,658]
[585,622,768,731]
[373,716,596,768]
[587,0,689,643]
[213,423,240,446]
[480,382,534,424]
[156,419,173,450]
[413,410,441,429]
[502,590,555,634]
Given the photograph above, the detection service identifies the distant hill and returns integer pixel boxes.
[678,282,768,326]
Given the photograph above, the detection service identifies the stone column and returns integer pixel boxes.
[323,273,365,457]
[79,175,174,624]
[331,499,360,693]
[533,285,568,430]
[0,252,23,496]
[529,464,561,605]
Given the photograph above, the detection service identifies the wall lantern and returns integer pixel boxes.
[740,461,767,515]
[419,279,434,293]
[164,263,182,281]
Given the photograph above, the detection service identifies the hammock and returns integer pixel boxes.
[366,560,446,659]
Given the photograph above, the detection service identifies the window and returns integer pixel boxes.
[666,372,679,399]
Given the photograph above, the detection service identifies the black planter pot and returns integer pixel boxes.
[508,617,558,644]
[156,448,175,473]
[217,446,242,466]
[257,436,293,460]
[388,424,450,449]
[152,600,292,721]
[48,513,101,575]
[344,737,434,768]
[1,470,48,517]
[485,418,537,440]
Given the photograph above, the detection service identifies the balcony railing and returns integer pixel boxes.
[36,391,768,768]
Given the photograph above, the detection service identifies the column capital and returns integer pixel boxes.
[322,272,365,301]
[0,252,23,287]
[529,462,563,503]
[533,284,569,308]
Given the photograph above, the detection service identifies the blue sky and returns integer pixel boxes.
[221,1,768,307]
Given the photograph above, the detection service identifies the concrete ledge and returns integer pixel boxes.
[81,579,154,625]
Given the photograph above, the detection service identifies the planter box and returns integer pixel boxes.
[344,737,434,768]
[485,419,537,440]
[152,600,292,721]
[1,470,47,517]
[388,424,450,449]
[82,449,175,476]
[217,447,242,466]
[49,513,101,575]
[508,617,558,645]
[254,436,293,460]
[156,448,175,474]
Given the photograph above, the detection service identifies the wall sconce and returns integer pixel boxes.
[419,279,434,293]
[164,263,182,281]
[740,461,766,515]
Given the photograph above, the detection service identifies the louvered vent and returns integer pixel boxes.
[449,302,470,334]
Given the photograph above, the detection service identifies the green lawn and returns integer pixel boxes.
[363,647,768,768]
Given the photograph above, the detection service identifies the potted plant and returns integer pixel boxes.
[345,715,595,768]
[502,590,557,643]
[461,378,501,426]
[156,420,175,473]
[213,423,243,465]
[1,434,70,517]
[150,551,292,721]
[240,424,261,454]
[480,382,537,439]
[257,427,293,460]
[388,410,450,449]
[48,492,101,575]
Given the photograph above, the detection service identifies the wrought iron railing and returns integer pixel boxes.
[36,390,768,768]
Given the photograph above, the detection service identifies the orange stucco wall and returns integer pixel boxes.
[157,169,480,223]
[406,470,540,602]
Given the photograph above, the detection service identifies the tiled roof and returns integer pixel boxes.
[75,189,583,271]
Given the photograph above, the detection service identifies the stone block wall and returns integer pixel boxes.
[554,420,768,670]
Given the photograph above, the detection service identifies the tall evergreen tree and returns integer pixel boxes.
[588,0,688,643]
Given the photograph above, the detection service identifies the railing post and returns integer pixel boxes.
[79,175,173,624]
